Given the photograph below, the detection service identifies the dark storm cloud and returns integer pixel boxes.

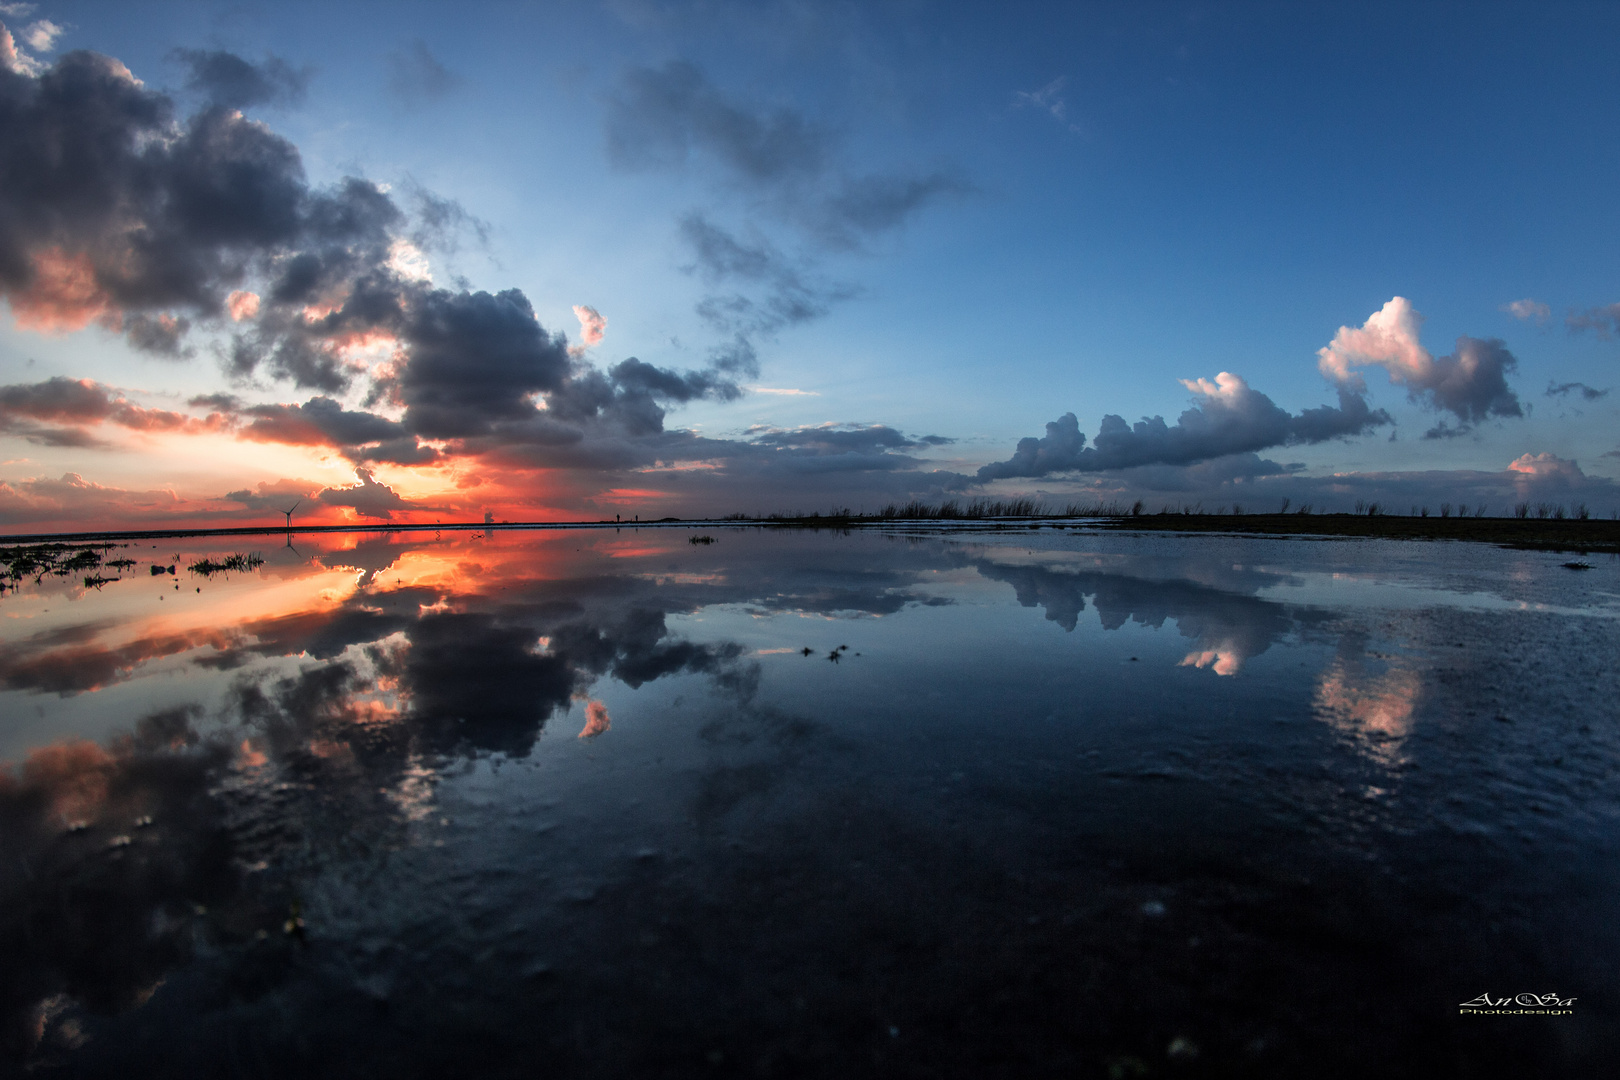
[236,396,407,447]
[0,47,404,355]
[314,467,419,520]
[171,48,312,110]
[1546,380,1609,401]
[392,288,571,438]
[385,40,462,107]
[977,376,1389,481]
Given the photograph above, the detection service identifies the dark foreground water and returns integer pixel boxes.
[1,525,1616,1078]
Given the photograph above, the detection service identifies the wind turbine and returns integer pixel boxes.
[279,500,300,531]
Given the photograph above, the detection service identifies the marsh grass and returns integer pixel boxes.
[1,542,121,589]
[187,553,266,577]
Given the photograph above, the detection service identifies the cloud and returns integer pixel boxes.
[1317,297,1523,425]
[747,422,927,456]
[0,471,186,527]
[1566,302,1620,338]
[222,477,319,511]
[810,171,972,250]
[1021,450,1620,519]
[606,60,828,182]
[386,40,461,106]
[0,376,221,445]
[0,48,406,355]
[0,42,978,527]
[1546,380,1608,401]
[227,289,260,320]
[1506,451,1587,490]
[977,372,1389,480]
[1014,75,1080,133]
[607,62,965,246]
[20,18,60,53]
[578,699,611,738]
[314,467,423,520]
[680,213,853,334]
[402,182,490,254]
[568,303,605,357]
[391,287,571,437]
[171,48,311,110]
[1503,298,1550,325]
[233,395,413,450]
[602,60,967,397]
[122,312,193,356]
[0,18,42,76]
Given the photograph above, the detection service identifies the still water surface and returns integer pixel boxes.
[2,526,1616,1077]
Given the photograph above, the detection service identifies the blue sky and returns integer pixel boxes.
[1,0,1617,527]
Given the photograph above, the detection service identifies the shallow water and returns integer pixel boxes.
[1,525,1616,1078]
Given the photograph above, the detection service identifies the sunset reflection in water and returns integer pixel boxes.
[0,526,1615,1076]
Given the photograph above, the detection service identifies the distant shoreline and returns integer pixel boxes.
[3,511,1616,554]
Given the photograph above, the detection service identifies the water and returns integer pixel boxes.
[1,525,1616,1078]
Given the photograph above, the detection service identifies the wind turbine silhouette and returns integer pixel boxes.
[278,501,302,553]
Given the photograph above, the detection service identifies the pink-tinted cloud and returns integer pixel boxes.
[1317,297,1523,425]
[0,472,185,529]
[1507,452,1590,498]
[577,699,611,738]
[0,18,43,77]
[227,290,261,321]
[6,249,112,333]
[1179,645,1244,677]
[0,377,226,446]
[1503,298,1550,325]
[568,304,606,357]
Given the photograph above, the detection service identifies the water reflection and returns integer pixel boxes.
[971,552,1295,674]
[1313,632,1424,767]
[0,527,1613,1075]
[0,730,234,1058]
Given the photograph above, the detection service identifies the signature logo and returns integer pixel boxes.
[1459,992,1575,1013]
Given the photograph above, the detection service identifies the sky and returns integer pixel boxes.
[1,0,1618,531]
